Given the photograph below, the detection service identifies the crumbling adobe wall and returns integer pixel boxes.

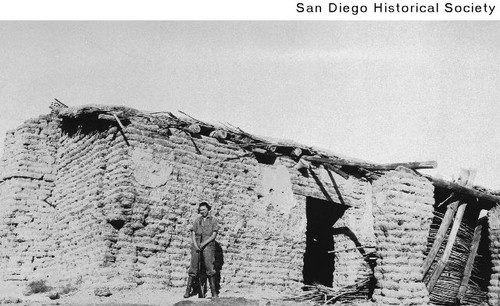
[0,107,375,296]
[0,115,141,291]
[0,116,59,283]
[330,178,375,291]
[115,117,373,294]
[107,119,307,292]
[44,122,136,290]
[371,167,434,305]
[280,157,375,291]
[488,205,500,306]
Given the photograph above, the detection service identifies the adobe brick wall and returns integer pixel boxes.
[371,166,434,305]
[488,205,500,306]
[0,116,59,283]
[0,108,374,296]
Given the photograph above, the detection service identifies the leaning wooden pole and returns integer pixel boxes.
[456,215,486,304]
[427,202,468,291]
[112,113,130,146]
[325,167,346,206]
[308,168,336,204]
[422,201,460,277]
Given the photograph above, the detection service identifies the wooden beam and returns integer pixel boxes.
[252,148,278,156]
[437,193,455,208]
[189,136,201,154]
[422,200,460,277]
[112,113,130,147]
[325,167,346,206]
[424,175,500,205]
[308,168,336,204]
[427,202,468,291]
[303,156,437,170]
[457,215,486,304]
[327,245,376,254]
[324,164,349,180]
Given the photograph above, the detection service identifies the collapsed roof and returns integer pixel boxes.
[52,102,500,209]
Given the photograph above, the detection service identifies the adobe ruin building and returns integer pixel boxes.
[1,104,500,305]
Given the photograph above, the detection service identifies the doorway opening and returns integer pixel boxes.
[303,196,347,287]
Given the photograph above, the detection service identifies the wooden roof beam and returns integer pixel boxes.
[303,156,437,170]
[424,175,500,206]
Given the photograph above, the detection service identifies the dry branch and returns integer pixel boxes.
[285,279,370,305]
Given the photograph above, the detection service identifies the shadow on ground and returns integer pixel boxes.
[173,297,313,306]
[174,297,259,306]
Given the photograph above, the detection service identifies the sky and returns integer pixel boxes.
[0,21,499,189]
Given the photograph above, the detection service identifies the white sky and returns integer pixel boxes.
[0,21,499,189]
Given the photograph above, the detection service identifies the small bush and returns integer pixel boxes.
[58,276,83,296]
[74,275,83,286]
[59,283,77,295]
[26,280,52,295]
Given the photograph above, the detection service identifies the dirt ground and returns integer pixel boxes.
[0,282,377,306]
[0,285,318,306]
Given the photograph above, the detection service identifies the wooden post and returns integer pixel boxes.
[422,200,460,277]
[426,169,476,292]
[427,202,468,291]
[456,215,486,303]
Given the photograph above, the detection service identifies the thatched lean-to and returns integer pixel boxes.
[0,103,500,305]
[424,203,490,305]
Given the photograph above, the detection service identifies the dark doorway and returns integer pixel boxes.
[303,197,347,287]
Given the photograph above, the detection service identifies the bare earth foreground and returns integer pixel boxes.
[0,283,332,306]
[0,282,378,306]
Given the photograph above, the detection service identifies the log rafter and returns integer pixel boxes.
[425,175,500,207]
